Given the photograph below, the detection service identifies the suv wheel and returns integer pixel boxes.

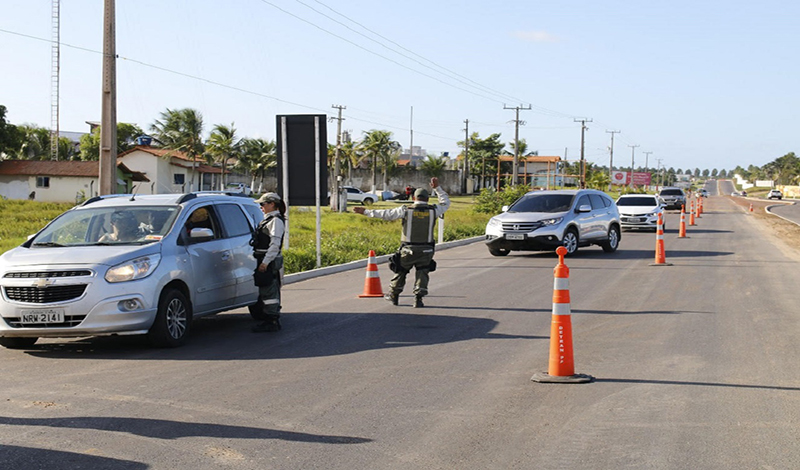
[489,247,510,257]
[562,228,579,255]
[0,337,38,349]
[363,198,374,206]
[148,288,191,348]
[601,226,620,253]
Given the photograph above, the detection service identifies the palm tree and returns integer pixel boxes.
[420,154,449,178]
[150,108,205,191]
[358,130,401,193]
[238,138,276,194]
[16,125,50,160]
[206,123,241,190]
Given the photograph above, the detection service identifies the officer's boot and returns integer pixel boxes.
[252,315,281,333]
[384,292,399,305]
[414,296,424,308]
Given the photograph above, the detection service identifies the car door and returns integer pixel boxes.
[182,205,237,315]
[573,194,596,241]
[214,203,260,306]
[589,194,614,239]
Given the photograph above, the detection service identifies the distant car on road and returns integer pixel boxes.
[328,186,379,205]
[698,189,709,197]
[767,189,783,200]
[225,182,252,196]
[616,194,665,232]
[658,187,687,210]
[485,189,621,256]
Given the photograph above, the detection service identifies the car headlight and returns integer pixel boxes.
[105,254,161,283]
[487,217,501,229]
[540,217,563,226]
[647,212,658,217]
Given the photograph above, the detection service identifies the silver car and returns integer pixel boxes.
[484,189,621,256]
[0,192,264,349]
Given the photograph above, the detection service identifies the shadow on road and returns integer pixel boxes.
[0,416,371,444]
[24,312,542,360]
[572,309,713,315]
[1,444,148,469]
[611,249,734,260]
[595,377,800,392]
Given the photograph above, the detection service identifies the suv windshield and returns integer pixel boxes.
[660,189,683,196]
[509,194,574,213]
[32,206,179,247]
[617,197,658,206]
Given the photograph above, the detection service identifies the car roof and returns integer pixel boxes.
[617,194,658,198]
[77,192,256,209]
[523,189,604,196]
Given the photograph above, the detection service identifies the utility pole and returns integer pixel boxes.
[574,118,592,189]
[655,158,663,191]
[409,106,413,167]
[504,104,531,186]
[463,119,469,194]
[99,0,117,195]
[605,130,620,191]
[331,104,345,212]
[628,144,640,190]
[643,151,653,189]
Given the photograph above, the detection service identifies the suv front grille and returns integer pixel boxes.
[4,285,87,303]
[501,221,543,232]
[4,270,92,278]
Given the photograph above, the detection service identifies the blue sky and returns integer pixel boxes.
[2,0,799,173]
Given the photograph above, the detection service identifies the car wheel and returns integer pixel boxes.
[489,247,510,257]
[601,226,620,253]
[363,198,374,206]
[562,228,579,255]
[0,337,38,349]
[148,288,191,348]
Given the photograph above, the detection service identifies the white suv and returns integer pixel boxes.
[0,192,264,349]
[767,189,783,200]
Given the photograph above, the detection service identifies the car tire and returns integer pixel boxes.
[489,247,510,257]
[363,198,374,206]
[0,337,38,349]
[601,226,620,253]
[148,288,191,348]
[562,228,579,255]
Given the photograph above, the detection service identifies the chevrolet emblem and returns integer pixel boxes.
[33,278,55,289]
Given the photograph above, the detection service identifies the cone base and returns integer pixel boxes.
[531,372,594,384]
[358,293,384,298]
[648,262,673,266]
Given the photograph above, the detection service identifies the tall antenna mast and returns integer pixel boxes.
[50,0,60,160]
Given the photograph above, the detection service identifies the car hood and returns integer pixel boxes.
[0,244,162,270]
[617,205,660,215]
[493,210,570,222]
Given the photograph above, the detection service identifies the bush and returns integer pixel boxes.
[474,185,531,214]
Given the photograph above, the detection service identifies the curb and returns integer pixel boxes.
[284,236,485,285]
[765,200,800,227]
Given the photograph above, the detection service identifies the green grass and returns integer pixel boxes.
[0,197,493,275]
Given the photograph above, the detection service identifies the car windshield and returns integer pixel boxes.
[508,194,574,213]
[617,197,658,206]
[660,189,683,196]
[31,206,179,247]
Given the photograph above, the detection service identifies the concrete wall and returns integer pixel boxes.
[0,175,98,203]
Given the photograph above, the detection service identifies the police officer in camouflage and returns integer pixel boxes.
[353,177,450,307]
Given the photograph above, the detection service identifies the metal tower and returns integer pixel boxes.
[50,0,60,160]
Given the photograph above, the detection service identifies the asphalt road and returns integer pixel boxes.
[2,195,799,470]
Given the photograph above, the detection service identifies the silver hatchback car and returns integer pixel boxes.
[485,189,621,256]
[0,192,264,349]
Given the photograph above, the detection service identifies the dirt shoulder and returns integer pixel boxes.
[716,195,800,259]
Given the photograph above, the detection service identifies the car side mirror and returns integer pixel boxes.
[501,205,509,212]
[190,227,214,239]
[577,204,592,213]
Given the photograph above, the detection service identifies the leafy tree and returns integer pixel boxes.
[0,105,23,158]
[79,123,144,160]
[502,138,537,156]
[358,130,401,192]
[151,108,205,191]
[702,169,710,177]
[419,154,449,178]
[16,125,50,160]
[457,132,505,188]
[237,137,276,193]
[762,152,799,184]
[206,123,241,190]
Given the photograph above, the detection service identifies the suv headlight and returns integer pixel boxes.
[487,217,501,229]
[540,217,563,226]
[105,254,161,283]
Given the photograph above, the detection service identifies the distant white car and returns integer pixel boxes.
[225,182,252,196]
[616,194,665,231]
[328,186,379,205]
[767,189,783,200]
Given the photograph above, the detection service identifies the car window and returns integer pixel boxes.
[589,194,607,210]
[243,204,264,227]
[576,195,591,209]
[617,196,658,206]
[215,203,253,238]
[347,188,358,194]
[184,206,220,242]
[660,189,684,196]
[509,194,574,213]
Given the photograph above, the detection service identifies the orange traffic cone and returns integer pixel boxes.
[695,197,701,218]
[531,246,593,384]
[358,250,384,298]
[689,200,696,226]
[698,196,704,215]
[650,213,672,266]
[678,205,687,238]
[749,203,753,212]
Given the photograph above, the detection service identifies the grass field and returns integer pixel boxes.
[0,196,491,274]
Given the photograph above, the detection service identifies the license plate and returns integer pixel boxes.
[19,309,65,324]
[505,233,525,240]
